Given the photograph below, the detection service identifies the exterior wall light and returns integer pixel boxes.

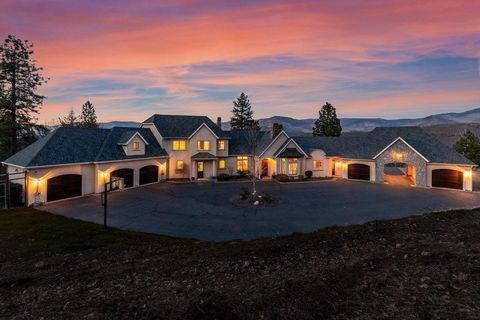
[464,170,472,178]
[159,163,166,176]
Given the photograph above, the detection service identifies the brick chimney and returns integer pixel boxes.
[216,117,222,128]
[271,123,283,139]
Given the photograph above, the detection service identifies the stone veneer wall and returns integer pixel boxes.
[375,139,427,187]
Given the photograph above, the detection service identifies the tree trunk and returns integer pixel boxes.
[9,53,17,155]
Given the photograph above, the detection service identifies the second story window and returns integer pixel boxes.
[197,140,210,151]
[217,140,225,151]
[172,140,186,151]
[132,141,140,151]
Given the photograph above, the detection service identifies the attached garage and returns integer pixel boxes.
[432,169,463,190]
[47,174,82,202]
[110,169,134,188]
[348,163,370,181]
[139,165,159,185]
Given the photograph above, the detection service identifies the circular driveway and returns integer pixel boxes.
[44,179,480,241]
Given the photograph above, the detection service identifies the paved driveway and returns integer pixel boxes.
[44,180,480,241]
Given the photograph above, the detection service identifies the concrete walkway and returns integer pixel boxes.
[44,179,480,241]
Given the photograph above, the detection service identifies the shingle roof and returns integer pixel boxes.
[95,127,167,162]
[227,130,270,155]
[143,114,229,138]
[117,131,148,145]
[293,127,474,165]
[367,127,474,165]
[3,127,167,168]
[276,148,305,158]
[191,152,217,160]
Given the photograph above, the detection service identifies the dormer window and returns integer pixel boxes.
[197,140,210,151]
[133,141,140,151]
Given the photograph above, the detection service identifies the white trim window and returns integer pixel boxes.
[218,159,226,169]
[288,159,298,175]
[313,160,322,170]
[176,160,184,171]
[237,156,248,172]
[217,140,226,151]
[173,140,186,151]
[197,140,210,151]
[132,141,140,151]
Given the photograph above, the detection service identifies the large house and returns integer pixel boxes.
[2,114,476,206]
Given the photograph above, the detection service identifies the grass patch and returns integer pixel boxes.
[1,207,480,319]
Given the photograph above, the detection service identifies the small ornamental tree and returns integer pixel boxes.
[230,92,260,130]
[312,102,342,136]
[79,100,97,128]
[59,108,77,127]
[453,129,480,164]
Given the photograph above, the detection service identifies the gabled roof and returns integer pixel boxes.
[276,148,305,158]
[367,127,474,165]
[292,127,474,165]
[191,152,217,160]
[117,131,149,146]
[3,127,167,168]
[143,114,229,138]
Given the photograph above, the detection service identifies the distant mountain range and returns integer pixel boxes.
[93,107,480,147]
[221,107,480,135]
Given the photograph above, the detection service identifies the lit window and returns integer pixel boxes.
[313,160,322,170]
[173,140,186,151]
[218,159,226,169]
[197,140,210,151]
[132,141,140,151]
[217,140,225,150]
[237,156,249,172]
[176,160,184,170]
[281,159,286,174]
[288,159,298,175]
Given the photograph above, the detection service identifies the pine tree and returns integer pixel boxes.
[0,35,47,156]
[312,102,342,136]
[79,100,97,128]
[59,108,77,127]
[230,93,259,130]
[453,129,480,164]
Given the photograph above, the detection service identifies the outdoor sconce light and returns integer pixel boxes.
[159,163,166,176]
[342,162,348,169]
[464,170,472,178]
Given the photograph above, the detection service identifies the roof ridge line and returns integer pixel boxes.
[94,128,116,162]
[27,128,59,167]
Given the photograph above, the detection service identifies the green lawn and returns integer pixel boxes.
[1,207,480,319]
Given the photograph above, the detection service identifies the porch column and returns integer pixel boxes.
[213,160,217,178]
[191,160,195,180]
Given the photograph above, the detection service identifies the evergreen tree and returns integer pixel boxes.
[453,129,480,164]
[59,108,77,127]
[312,102,342,136]
[0,35,47,156]
[79,100,97,128]
[230,93,259,130]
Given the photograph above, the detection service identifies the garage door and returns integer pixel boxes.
[139,165,158,185]
[348,164,370,181]
[110,169,134,188]
[432,169,463,190]
[47,174,82,202]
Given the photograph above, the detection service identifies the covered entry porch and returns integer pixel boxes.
[191,152,218,180]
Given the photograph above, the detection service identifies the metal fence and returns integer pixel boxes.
[0,171,27,209]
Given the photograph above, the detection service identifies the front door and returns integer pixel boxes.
[197,161,204,179]
[261,159,269,178]
[332,160,336,176]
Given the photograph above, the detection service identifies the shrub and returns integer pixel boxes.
[260,192,275,204]
[305,170,313,179]
[275,174,289,182]
[239,187,251,199]
[217,173,231,181]
[237,170,248,177]
[298,174,304,180]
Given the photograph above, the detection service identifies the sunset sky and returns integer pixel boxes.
[1,0,479,123]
